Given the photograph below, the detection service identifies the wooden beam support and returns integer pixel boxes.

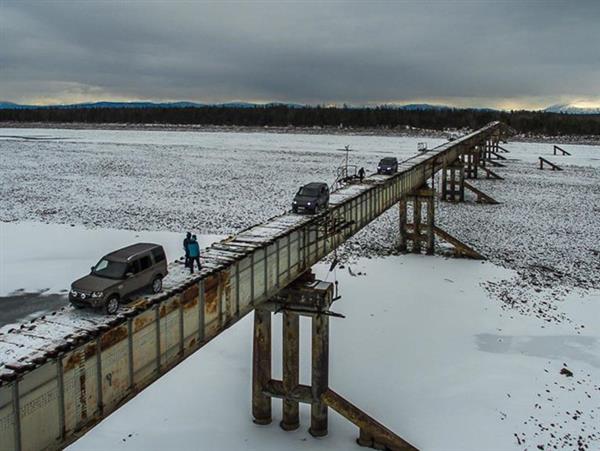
[432,226,485,259]
[539,157,563,171]
[553,145,571,156]
[463,181,499,204]
[480,166,504,180]
[322,389,419,451]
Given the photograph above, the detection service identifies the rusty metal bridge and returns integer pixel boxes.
[0,121,509,451]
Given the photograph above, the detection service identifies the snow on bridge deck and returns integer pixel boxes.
[0,121,503,377]
[0,122,506,451]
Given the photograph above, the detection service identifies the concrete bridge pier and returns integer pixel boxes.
[251,276,334,435]
[281,310,300,431]
[398,185,435,255]
[252,308,273,425]
[251,276,418,450]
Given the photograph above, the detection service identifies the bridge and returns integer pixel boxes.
[0,121,510,451]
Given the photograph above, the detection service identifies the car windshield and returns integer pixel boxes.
[381,158,396,165]
[298,187,320,196]
[92,258,127,279]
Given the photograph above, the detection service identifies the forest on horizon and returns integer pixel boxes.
[1,105,599,136]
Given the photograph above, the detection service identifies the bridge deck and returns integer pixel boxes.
[0,122,504,451]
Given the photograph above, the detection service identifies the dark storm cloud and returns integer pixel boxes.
[1,0,599,107]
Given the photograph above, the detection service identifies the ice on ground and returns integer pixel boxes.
[0,127,445,233]
[67,255,600,451]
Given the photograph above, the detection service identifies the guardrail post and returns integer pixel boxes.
[252,308,272,425]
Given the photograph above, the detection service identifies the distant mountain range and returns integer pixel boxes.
[542,104,600,115]
[0,101,305,110]
[0,101,598,114]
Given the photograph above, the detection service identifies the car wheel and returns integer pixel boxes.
[292,206,298,213]
[314,204,320,214]
[105,296,119,315]
[152,276,163,293]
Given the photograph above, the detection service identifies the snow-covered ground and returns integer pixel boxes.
[0,127,445,232]
[1,127,599,450]
[0,221,221,297]
[62,252,599,451]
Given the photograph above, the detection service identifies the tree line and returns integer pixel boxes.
[1,105,599,135]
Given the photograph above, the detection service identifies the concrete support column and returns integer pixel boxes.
[478,144,486,169]
[412,195,422,254]
[425,193,435,255]
[398,198,407,252]
[309,313,329,437]
[280,311,300,431]
[252,309,272,425]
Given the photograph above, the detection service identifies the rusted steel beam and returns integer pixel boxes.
[463,181,499,204]
[411,195,421,254]
[432,226,485,260]
[252,309,272,425]
[539,157,563,171]
[398,198,407,252]
[263,379,315,403]
[280,311,300,431]
[489,150,507,160]
[309,313,329,437]
[480,166,504,180]
[321,389,419,451]
[425,192,434,255]
[482,158,505,168]
[553,145,571,156]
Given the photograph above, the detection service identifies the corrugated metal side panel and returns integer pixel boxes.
[0,382,15,451]
[132,309,159,386]
[18,362,60,451]
[182,283,201,352]
[100,324,130,413]
[159,296,182,369]
[62,342,99,436]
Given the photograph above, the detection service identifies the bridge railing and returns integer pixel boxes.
[0,121,504,451]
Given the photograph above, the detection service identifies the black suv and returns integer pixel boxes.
[292,182,330,214]
[377,157,398,175]
[70,243,168,314]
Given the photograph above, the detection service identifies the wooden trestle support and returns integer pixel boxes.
[251,273,418,451]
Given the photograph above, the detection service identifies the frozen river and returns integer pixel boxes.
[1,127,599,450]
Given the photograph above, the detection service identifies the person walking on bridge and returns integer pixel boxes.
[188,235,201,274]
[183,232,192,268]
[358,167,365,182]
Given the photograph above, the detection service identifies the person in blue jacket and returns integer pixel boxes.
[183,232,192,268]
[187,235,201,274]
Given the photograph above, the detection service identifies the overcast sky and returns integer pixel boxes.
[1,0,599,109]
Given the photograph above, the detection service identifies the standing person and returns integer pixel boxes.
[183,232,192,268]
[358,167,365,182]
[188,235,201,274]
